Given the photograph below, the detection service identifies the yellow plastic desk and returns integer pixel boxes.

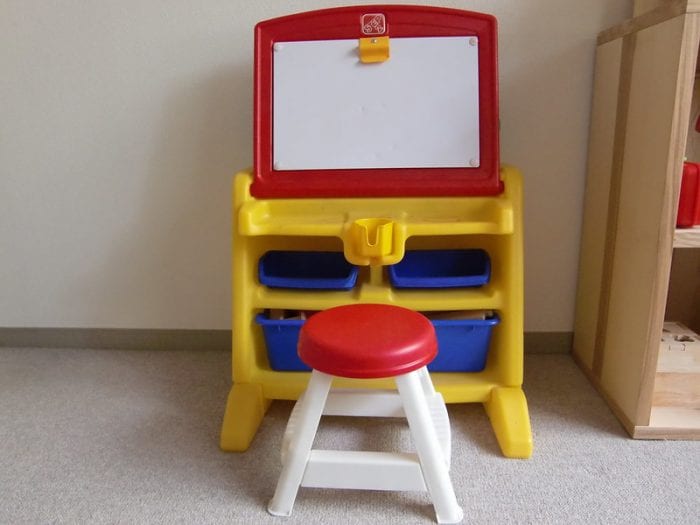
[221,166,532,458]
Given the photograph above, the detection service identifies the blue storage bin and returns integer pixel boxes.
[259,251,358,290]
[389,249,490,288]
[255,313,310,371]
[428,314,499,372]
[257,311,499,373]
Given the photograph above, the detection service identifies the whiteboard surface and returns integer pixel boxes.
[272,37,480,171]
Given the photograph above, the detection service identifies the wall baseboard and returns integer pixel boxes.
[0,328,573,354]
[0,328,230,352]
[524,331,574,354]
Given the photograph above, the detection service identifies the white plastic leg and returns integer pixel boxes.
[396,370,463,524]
[417,367,452,467]
[418,366,437,396]
[268,370,333,517]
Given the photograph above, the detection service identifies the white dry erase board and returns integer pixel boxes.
[272,36,480,171]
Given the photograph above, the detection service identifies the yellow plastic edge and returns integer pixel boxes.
[483,386,533,458]
[220,382,271,451]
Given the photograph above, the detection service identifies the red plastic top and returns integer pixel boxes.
[298,304,437,378]
[252,5,501,198]
[678,162,700,227]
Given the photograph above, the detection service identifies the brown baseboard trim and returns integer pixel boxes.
[524,331,572,354]
[0,328,572,354]
[0,327,230,352]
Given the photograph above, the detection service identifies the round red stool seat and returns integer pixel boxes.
[298,304,437,379]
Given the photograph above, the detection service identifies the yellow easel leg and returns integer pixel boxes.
[220,383,272,451]
[483,386,533,459]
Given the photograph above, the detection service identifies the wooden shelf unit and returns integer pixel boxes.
[573,1,700,439]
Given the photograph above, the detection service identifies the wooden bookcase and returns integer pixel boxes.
[573,1,700,439]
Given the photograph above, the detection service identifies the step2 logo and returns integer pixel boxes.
[361,13,386,36]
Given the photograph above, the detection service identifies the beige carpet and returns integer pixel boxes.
[0,349,697,524]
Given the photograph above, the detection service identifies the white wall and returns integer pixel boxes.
[0,0,631,331]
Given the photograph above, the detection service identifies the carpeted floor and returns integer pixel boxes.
[0,348,697,524]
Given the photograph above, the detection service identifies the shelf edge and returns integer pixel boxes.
[673,226,700,247]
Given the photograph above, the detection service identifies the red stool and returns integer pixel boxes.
[268,304,463,524]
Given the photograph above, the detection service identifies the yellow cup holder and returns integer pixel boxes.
[343,218,405,266]
[351,218,394,257]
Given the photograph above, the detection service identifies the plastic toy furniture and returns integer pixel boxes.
[677,162,700,227]
[221,5,533,460]
[268,304,463,524]
[222,166,531,458]
[250,5,501,198]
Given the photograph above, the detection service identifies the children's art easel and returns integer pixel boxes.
[221,5,532,459]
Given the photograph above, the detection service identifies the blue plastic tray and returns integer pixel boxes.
[428,314,499,372]
[255,314,310,371]
[257,311,499,373]
[259,251,358,290]
[389,249,490,288]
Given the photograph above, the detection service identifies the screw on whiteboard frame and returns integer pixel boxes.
[274,43,284,52]
[469,38,478,46]
[469,159,480,167]
[274,162,282,170]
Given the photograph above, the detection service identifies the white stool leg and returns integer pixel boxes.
[418,366,436,396]
[268,370,333,517]
[417,367,452,469]
[396,369,463,524]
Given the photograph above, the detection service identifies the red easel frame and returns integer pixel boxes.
[251,5,501,198]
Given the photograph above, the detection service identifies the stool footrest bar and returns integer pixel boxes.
[282,389,452,466]
[301,450,427,491]
[324,389,406,417]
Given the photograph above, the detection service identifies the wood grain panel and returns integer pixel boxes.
[572,38,624,370]
[598,15,692,426]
